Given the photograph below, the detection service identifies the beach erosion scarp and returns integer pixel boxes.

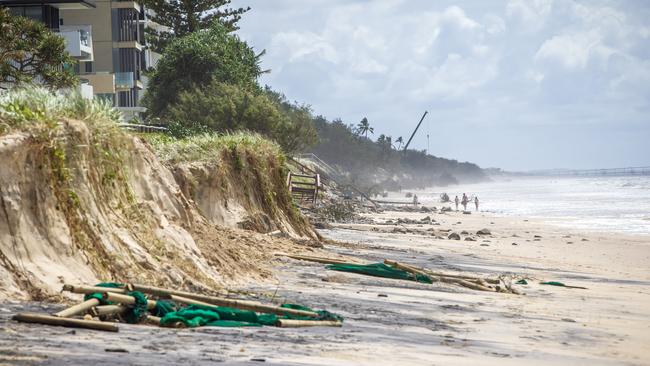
[0,117,314,300]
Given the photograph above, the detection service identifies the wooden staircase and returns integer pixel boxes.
[286,172,320,204]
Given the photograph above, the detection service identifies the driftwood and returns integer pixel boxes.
[167,294,320,318]
[383,260,499,284]
[53,298,100,318]
[128,283,228,299]
[91,305,127,317]
[13,313,119,332]
[384,260,495,292]
[62,284,127,295]
[145,315,161,326]
[102,292,157,309]
[277,253,363,265]
[276,319,342,328]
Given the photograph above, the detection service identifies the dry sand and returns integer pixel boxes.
[1,209,649,365]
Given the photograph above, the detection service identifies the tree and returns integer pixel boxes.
[0,8,77,90]
[394,136,404,150]
[355,117,374,138]
[143,21,262,116]
[142,0,250,52]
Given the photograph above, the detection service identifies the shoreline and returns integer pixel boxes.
[1,208,649,365]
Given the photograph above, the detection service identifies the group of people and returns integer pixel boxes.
[454,193,479,212]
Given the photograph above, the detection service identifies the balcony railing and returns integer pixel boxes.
[115,72,134,89]
[58,25,93,62]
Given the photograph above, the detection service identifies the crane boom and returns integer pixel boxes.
[402,111,428,151]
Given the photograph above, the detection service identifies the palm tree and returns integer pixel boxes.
[355,117,374,138]
[394,136,404,150]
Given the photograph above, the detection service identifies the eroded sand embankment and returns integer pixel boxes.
[0,119,313,300]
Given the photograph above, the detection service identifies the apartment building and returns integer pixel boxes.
[1,0,96,97]
[61,0,161,119]
[2,0,160,119]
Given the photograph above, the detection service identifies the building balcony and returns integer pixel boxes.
[82,72,115,94]
[115,71,134,89]
[58,25,93,61]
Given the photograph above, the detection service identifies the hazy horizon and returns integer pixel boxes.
[236,0,650,171]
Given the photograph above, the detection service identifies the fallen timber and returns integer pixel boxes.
[277,253,366,265]
[62,283,320,317]
[14,283,341,332]
[383,260,500,285]
[13,313,119,332]
[53,298,100,318]
[166,294,320,318]
[385,260,496,292]
[276,319,342,328]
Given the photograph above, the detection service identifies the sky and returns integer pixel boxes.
[235,0,650,171]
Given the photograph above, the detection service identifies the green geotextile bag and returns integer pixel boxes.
[159,304,343,328]
[326,263,433,284]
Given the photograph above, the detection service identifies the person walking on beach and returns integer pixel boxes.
[461,193,468,211]
[454,195,459,211]
[412,194,418,207]
[474,196,479,212]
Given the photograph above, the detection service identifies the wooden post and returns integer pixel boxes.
[277,253,362,265]
[90,305,127,317]
[103,292,157,309]
[62,284,127,295]
[53,298,101,318]
[144,315,161,326]
[128,284,228,299]
[13,313,119,332]
[276,319,342,328]
[168,295,320,318]
[384,259,495,292]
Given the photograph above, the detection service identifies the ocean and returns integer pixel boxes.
[404,176,650,236]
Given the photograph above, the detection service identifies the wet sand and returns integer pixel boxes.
[1,209,649,365]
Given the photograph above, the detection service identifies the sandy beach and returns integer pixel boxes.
[1,207,648,365]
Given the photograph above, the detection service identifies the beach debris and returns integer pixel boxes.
[540,281,587,289]
[515,279,528,285]
[12,283,343,332]
[448,232,461,240]
[464,237,476,241]
[275,253,363,265]
[462,211,472,215]
[480,244,489,246]
[476,229,491,235]
[512,242,518,246]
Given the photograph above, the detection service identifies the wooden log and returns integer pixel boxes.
[144,315,161,326]
[277,253,361,265]
[53,298,100,318]
[62,284,127,295]
[13,312,119,332]
[384,259,494,292]
[128,283,228,300]
[384,259,499,285]
[276,319,342,328]
[168,295,320,318]
[90,305,127,317]
[103,292,157,310]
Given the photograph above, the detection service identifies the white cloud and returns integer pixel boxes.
[237,0,650,169]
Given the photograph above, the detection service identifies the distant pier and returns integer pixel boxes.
[529,166,650,177]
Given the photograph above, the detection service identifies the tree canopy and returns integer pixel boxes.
[142,0,250,52]
[143,21,262,116]
[0,8,77,90]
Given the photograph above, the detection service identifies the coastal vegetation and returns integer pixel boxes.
[0,8,77,90]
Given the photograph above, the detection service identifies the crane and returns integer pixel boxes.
[402,111,428,151]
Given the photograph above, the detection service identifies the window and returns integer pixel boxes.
[85,62,93,73]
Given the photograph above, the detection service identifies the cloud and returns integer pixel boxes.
[237,0,650,170]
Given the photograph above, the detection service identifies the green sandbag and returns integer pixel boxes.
[326,263,433,284]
